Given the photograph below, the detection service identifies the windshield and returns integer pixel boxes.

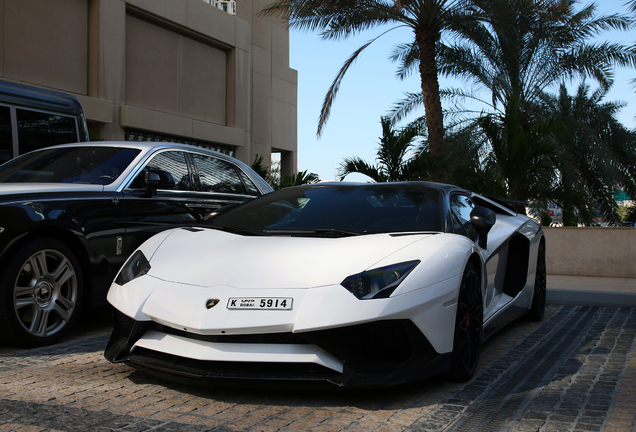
[206,184,443,235]
[0,147,140,185]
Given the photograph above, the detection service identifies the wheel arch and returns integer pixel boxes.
[539,233,546,250]
[0,230,89,346]
[526,232,547,322]
[467,251,484,294]
[467,252,482,276]
[535,234,546,268]
[0,225,93,295]
[448,254,484,381]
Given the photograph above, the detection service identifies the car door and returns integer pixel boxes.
[449,193,507,319]
[121,149,203,258]
[188,151,260,216]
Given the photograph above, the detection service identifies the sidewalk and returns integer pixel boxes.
[547,274,636,307]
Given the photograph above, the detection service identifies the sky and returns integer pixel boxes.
[288,0,636,182]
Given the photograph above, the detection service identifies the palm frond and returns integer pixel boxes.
[337,157,385,182]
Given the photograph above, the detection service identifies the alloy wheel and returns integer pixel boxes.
[13,248,78,337]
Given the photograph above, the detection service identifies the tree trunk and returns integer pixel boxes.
[416,27,445,182]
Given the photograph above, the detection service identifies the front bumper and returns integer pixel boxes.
[104,309,452,389]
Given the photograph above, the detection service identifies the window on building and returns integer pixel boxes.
[125,129,235,157]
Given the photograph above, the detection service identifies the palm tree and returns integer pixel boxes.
[260,0,495,169]
[338,117,425,181]
[546,83,636,224]
[445,98,561,201]
[251,155,320,189]
[391,0,634,124]
[387,0,635,223]
[444,83,636,226]
[276,170,321,190]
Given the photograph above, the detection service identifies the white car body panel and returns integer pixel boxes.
[145,229,435,289]
[108,249,463,353]
[105,182,546,388]
[134,330,345,373]
[107,218,540,357]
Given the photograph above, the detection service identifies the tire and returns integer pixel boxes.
[527,241,546,322]
[449,262,483,382]
[0,238,84,347]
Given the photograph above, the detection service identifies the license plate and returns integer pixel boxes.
[227,297,293,310]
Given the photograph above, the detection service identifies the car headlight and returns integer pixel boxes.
[341,260,420,299]
[115,250,151,286]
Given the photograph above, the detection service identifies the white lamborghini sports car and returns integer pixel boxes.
[104,182,546,388]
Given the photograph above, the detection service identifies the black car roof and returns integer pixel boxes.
[293,181,517,216]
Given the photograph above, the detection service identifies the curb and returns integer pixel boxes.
[547,289,636,307]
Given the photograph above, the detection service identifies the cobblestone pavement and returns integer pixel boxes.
[0,305,635,432]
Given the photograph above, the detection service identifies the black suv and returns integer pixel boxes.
[0,142,272,347]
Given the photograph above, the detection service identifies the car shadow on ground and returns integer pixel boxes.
[122,366,453,411]
[118,312,555,408]
[0,305,113,355]
[118,305,606,417]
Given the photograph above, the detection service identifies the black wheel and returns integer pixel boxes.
[449,262,483,382]
[527,241,546,322]
[0,239,84,347]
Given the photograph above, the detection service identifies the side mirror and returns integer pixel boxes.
[144,169,175,196]
[470,206,496,249]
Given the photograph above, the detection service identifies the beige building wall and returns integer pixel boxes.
[0,0,297,171]
[544,227,636,278]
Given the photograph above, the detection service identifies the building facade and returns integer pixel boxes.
[0,0,297,174]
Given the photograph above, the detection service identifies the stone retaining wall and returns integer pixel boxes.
[544,227,636,277]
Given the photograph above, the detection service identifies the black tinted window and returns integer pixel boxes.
[16,109,78,154]
[450,194,479,241]
[237,169,261,196]
[192,154,248,195]
[0,147,140,184]
[209,184,442,234]
[131,151,192,190]
[0,106,12,164]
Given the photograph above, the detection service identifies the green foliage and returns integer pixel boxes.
[260,0,501,166]
[547,84,636,224]
[539,212,553,227]
[88,127,105,141]
[250,154,270,181]
[391,0,634,123]
[623,204,636,223]
[388,0,636,223]
[251,155,320,190]
[262,0,636,224]
[338,117,427,182]
[275,170,320,190]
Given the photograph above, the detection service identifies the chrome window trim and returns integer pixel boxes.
[118,145,268,197]
[0,142,268,196]
[117,147,175,193]
[0,194,115,206]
